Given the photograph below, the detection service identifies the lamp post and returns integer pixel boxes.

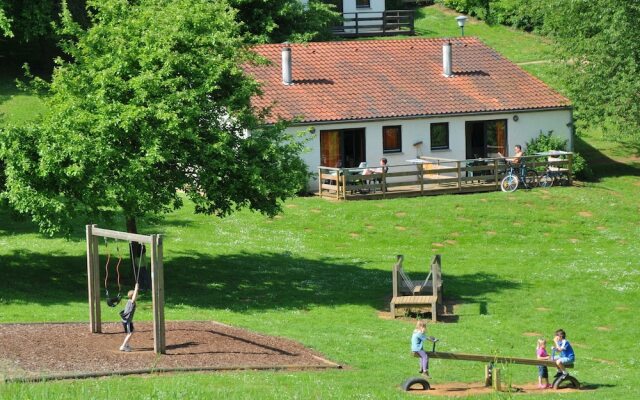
[456,15,468,36]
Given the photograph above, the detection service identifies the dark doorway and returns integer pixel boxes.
[465,120,507,159]
[320,128,366,168]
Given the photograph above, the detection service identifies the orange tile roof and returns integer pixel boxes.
[245,38,571,124]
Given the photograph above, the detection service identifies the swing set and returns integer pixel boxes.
[86,224,166,354]
[103,239,147,308]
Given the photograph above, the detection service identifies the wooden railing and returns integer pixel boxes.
[331,10,415,37]
[317,153,573,200]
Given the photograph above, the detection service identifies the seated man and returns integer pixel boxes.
[362,157,388,175]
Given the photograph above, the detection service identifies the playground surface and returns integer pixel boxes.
[0,321,339,382]
[407,381,584,396]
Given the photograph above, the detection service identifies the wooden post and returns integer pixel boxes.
[419,163,424,194]
[318,168,322,198]
[151,234,166,354]
[492,367,502,391]
[567,153,573,186]
[391,255,402,318]
[86,224,100,333]
[456,161,462,191]
[493,159,499,189]
[484,364,492,386]
[382,169,387,198]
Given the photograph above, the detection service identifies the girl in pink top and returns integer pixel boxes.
[536,338,551,388]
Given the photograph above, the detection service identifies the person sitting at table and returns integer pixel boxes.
[362,157,388,176]
[498,145,523,165]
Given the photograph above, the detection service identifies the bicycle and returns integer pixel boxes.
[500,161,538,192]
[539,165,569,188]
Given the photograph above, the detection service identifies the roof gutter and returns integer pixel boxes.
[278,106,574,127]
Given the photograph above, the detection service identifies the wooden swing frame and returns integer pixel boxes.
[86,224,166,354]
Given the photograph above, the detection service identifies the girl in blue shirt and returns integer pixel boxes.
[411,320,430,377]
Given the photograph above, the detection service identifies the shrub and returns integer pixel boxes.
[524,131,593,180]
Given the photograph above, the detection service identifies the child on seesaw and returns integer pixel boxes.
[552,329,575,377]
[536,338,551,389]
[411,320,435,378]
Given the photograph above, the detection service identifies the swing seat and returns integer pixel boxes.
[106,293,122,307]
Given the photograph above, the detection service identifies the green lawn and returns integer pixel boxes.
[2,4,639,400]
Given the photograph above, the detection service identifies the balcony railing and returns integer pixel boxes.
[317,153,573,200]
[331,10,415,37]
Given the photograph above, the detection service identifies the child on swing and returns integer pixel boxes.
[411,320,431,378]
[119,283,139,352]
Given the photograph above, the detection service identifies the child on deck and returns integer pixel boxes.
[536,338,551,389]
[119,283,139,352]
[411,320,430,378]
[552,329,575,377]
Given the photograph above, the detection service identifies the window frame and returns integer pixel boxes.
[382,125,402,154]
[430,122,450,150]
[356,0,371,9]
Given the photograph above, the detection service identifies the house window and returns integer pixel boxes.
[430,122,449,150]
[356,0,370,8]
[383,126,402,153]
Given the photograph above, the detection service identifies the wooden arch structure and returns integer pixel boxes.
[86,224,166,354]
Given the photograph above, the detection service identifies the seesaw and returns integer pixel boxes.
[402,340,579,391]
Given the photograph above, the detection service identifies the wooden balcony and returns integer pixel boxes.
[316,154,573,200]
[331,10,415,38]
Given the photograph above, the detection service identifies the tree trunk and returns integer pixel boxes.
[126,216,138,234]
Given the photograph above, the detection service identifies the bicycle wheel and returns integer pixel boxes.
[501,174,519,192]
[524,169,538,188]
[539,173,554,188]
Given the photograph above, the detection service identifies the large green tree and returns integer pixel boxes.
[544,0,640,142]
[229,0,339,43]
[0,0,309,235]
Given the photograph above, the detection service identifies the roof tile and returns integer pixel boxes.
[245,38,570,124]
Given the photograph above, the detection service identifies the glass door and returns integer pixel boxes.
[320,128,366,168]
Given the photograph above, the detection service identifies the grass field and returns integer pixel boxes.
[1,4,639,400]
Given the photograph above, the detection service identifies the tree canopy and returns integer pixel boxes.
[543,0,640,142]
[229,0,339,43]
[0,0,309,235]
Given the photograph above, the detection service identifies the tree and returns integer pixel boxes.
[543,0,640,142]
[0,0,309,235]
[229,0,340,43]
[0,2,12,37]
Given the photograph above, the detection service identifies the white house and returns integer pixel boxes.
[245,38,573,189]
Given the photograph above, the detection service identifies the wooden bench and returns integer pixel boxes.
[390,254,443,321]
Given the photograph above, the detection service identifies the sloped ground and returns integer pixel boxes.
[0,321,339,382]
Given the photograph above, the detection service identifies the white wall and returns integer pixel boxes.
[288,108,573,190]
[342,0,385,13]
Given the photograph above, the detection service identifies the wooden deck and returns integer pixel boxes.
[316,154,573,200]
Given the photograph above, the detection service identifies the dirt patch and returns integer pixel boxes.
[486,231,496,236]
[404,381,583,396]
[522,332,543,337]
[569,238,579,243]
[596,226,607,231]
[578,211,593,217]
[596,326,611,332]
[395,212,407,217]
[536,307,550,312]
[395,225,407,231]
[349,232,360,238]
[593,358,615,365]
[310,208,321,213]
[0,321,338,381]
[444,240,457,245]
[448,232,460,237]
[431,243,445,247]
